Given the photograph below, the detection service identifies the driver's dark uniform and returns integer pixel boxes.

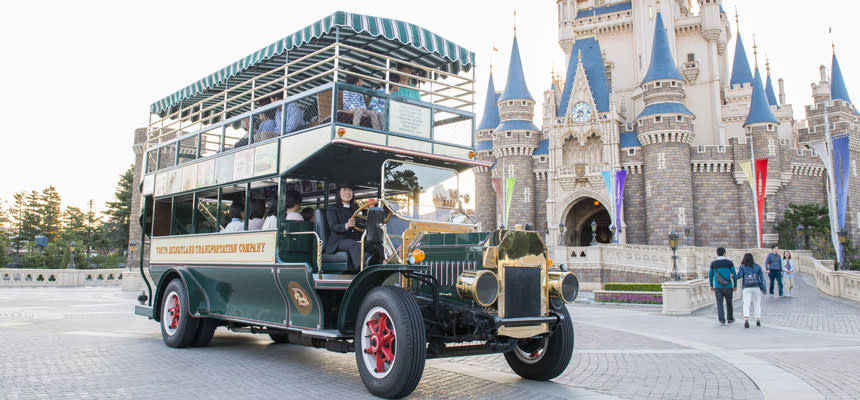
[325,203,384,270]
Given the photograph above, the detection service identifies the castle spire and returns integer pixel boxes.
[744,67,778,127]
[641,12,683,84]
[830,50,854,105]
[477,71,501,131]
[729,33,753,88]
[764,57,779,107]
[498,34,534,102]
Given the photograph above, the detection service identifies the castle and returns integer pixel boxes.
[474,0,859,250]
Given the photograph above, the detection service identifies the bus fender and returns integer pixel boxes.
[153,267,210,321]
[336,264,426,333]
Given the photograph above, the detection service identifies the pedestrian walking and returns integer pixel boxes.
[765,245,784,297]
[782,250,795,297]
[735,253,766,328]
[709,247,737,326]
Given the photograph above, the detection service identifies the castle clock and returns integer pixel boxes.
[572,102,592,122]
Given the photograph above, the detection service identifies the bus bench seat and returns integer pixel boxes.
[313,209,353,273]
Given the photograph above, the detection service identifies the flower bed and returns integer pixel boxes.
[594,290,662,304]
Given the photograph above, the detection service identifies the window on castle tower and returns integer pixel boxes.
[676,116,683,122]
[525,132,532,137]
[506,131,512,137]
[655,82,662,88]
[654,116,662,123]
[687,53,695,62]
[670,81,677,87]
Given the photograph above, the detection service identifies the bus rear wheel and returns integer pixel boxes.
[355,286,425,399]
[160,279,199,348]
[503,304,574,381]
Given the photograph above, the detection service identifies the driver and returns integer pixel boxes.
[324,184,384,270]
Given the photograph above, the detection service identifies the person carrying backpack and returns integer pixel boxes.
[709,247,737,326]
[735,253,766,328]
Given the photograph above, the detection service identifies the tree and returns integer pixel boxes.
[84,200,102,257]
[775,203,830,254]
[39,186,63,241]
[19,190,42,244]
[9,191,26,253]
[62,206,86,243]
[104,165,133,251]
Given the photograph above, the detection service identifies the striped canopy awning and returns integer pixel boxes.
[151,11,476,115]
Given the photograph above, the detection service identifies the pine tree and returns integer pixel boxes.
[104,165,133,251]
[62,206,86,243]
[19,190,42,244]
[9,191,27,253]
[39,186,63,241]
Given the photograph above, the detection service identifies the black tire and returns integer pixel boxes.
[354,286,426,399]
[504,303,574,381]
[269,332,291,343]
[191,318,218,347]
[160,279,199,348]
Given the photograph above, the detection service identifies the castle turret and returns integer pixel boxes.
[475,71,501,230]
[557,0,577,62]
[494,34,540,228]
[722,29,754,142]
[636,13,696,245]
[743,66,780,245]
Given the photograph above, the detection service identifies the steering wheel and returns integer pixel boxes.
[350,199,394,232]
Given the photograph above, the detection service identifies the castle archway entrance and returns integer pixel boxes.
[561,197,612,246]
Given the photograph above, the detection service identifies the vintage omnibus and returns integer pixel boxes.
[133,11,578,399]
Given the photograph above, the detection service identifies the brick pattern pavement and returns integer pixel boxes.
[753,350,860,400]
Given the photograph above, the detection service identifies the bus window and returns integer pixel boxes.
[178,135,198,165]
[152,198,172,237]
[199,127,222,158]
[146,150,158,174]
[219,184,247,231]
[195,190,220,233]
[171,194,194,235]
[157,144,176,170]
[224,117,250,150]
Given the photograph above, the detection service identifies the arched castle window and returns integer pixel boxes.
[562,131,603,166]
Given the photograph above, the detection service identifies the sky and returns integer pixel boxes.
[1,0,857,212]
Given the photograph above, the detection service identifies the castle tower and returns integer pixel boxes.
[494,34,540,228]
[128,128,148,270]
[743,66,781,244]
[636,13,696,245]
[475,71,500,231]
[557,0,577,62]
[722,30,754,142]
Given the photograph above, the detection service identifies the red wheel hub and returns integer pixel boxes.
[167,294,181,330]
[364,312,395,373]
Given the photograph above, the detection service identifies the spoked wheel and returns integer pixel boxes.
[355,286,425,399]
[160,279,199,348]
[504,303,574,381]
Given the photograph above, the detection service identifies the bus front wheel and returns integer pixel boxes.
[355,286,426,399]
[160,279,199,348]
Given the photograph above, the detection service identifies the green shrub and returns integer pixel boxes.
[88,254,126,269]
[603,283,662,292]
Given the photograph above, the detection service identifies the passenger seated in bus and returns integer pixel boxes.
[391,64,420,100]
[324,184,383,270]
[300,206,314,222]
[221,202,245,232]
[247,199,266,230]
[262,199,278,230]
[342,75,382,130]
[284,190,304,221]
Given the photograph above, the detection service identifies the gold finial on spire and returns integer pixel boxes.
[765,54,771,75]
[734,5,739,27]
[577,49,583,64]
[752,34,759,68]
[513,10,517,35]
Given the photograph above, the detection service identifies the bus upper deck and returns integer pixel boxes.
[143,10,479,200]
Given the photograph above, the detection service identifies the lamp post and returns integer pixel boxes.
[796,224,804,250]
[838,229,847,271]
[558,223,566,246]
[67,241,76,270]
[684,226,691,247]
[590,219,598,246]
[129,240,139,271]
[609,224,616,244]
[668,230,680,280]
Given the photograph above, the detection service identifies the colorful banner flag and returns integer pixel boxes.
[755,159,768,247]
[615,170,627,237]
[738,161,755,192]
[504,177,516,228]
[600,170,615,227]
[810,139,842,264]
[833,136,851,230]
[492,178,504,228]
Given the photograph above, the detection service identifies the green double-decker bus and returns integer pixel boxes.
[134,11,578,398]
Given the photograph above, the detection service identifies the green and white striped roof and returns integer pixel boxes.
[151,11,476,114]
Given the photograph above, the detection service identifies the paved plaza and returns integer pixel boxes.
[1,273,859,399]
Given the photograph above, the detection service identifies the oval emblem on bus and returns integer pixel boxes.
[287,281,313,316]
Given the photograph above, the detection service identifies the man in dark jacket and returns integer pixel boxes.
[709,247,737,326]
[765,245,784,296]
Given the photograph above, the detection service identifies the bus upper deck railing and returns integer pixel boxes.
[146,42,475,151]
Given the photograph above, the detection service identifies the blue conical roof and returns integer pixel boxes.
[730,34,753,88]
[477,72,501,130]
[831,53,854,105]
[744,68,778,127]
[765,72,779,107]
[641,13,683,84]
[498,36,534,102]
[557,37,611,116]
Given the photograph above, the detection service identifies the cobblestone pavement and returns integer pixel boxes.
[2,271,860,400]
